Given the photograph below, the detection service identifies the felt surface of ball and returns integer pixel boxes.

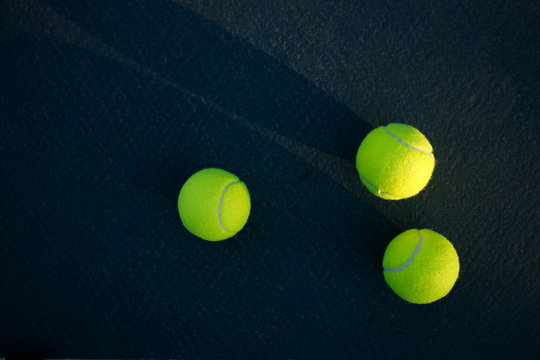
[383,229,460,304]
[178,168,251,241]
[356,123,435,200]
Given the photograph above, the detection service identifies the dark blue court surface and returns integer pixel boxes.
[1,0,539,359]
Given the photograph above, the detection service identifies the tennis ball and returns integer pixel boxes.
[178,168,251,241]
[356,123,435,200]
[382,229,459,304]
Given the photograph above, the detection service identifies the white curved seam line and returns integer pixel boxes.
[218,180,240,233]
[384,229,423,273]
[384,127,432,154]
[358,173,400,199]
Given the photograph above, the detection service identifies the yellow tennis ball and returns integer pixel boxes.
[356,123,435,200]
[178,168,251,241]
[382,229,460,304]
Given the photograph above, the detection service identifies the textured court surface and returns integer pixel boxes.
[1,0,539,359]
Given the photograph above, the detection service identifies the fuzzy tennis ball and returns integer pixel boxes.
[178,168,251,241]
[356,123,435,200]
[382,229,459,304]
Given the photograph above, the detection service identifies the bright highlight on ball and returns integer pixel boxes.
[356,123,435,200]
[382,229,459,304]
[178,168,251,241]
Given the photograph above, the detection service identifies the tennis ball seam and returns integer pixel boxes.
[217,180,240,233]
[384,229,423,273]
[384,126,433,154]
[358,173,400,199]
